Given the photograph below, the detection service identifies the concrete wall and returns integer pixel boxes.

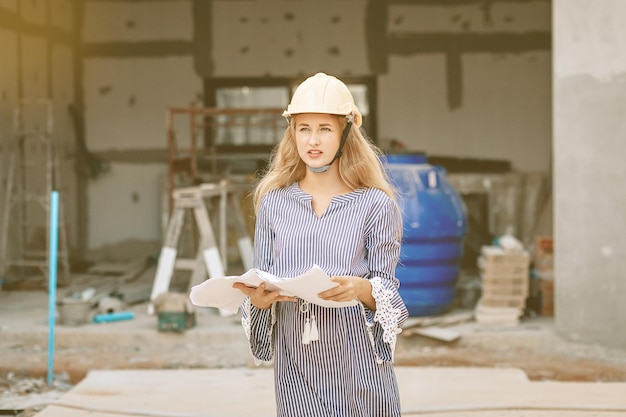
[209,0,370,76]
[0,0,78,261]
[1,0,551,254]
[81,0,201,249]
[379,1,551,172]
[553,0,626,348]
[206,0,551,171]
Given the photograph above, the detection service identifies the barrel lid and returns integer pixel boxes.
[384,152,428,164]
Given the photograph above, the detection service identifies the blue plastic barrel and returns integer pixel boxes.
[384,153,467,316]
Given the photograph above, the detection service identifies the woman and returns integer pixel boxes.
[233,72,408,417]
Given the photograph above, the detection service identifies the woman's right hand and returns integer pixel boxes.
[232,282,297,309]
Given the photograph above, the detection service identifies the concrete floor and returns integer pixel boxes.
[2,289,626,416]
[34,367,626,417]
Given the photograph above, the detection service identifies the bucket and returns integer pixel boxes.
[57,298,92,326]
[385,153,467,316]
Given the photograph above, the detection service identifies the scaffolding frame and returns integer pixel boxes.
[165,105,285,213]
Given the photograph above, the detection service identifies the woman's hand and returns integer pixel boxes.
[319,276,376,310]
[232,282,297,310]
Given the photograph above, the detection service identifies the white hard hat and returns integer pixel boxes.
[283,73,363,127]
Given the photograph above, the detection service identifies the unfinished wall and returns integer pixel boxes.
[208,0,369,76]
[0,0,552,254]
[206,1,551,171]
[553,0,626,348]
[0,0,78,268]
[0,8,18,228]
[82,0,201,249]
[378,1,551,171]
[109,0,551,253]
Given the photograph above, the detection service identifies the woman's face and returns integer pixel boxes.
[294,113,343,171]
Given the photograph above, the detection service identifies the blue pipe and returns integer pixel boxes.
[47,191,59,386]
[93,311,135,323]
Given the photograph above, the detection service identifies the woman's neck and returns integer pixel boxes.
[299,167,351,197]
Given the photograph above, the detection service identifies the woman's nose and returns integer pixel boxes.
[308,132,320,145]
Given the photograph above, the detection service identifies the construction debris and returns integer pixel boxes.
[409,326,461,343]
[401,310,473,342]
[0,374,72,417]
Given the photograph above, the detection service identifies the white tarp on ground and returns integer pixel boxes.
[33,367,626,417]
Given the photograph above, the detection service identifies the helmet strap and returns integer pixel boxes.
[307,117,354,174]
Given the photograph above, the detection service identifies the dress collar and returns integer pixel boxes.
[289,182,365,205]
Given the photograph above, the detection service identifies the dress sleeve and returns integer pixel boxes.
[362,194,409,362]
[240,197,276,363]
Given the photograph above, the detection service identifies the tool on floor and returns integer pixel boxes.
[148,181,253,314]
[153,291,196,332]
[0,99,71,286]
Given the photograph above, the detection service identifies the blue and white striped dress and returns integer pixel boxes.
[241,182,409,417]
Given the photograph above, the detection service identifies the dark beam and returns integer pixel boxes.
[366,0,389,74]
[389,0,549,4]
[446,47,462,110]
[0,8,73,45]
[83,40,194,57]
[87,0,190,2]
[193,0,213,76]
[388,31,551,55]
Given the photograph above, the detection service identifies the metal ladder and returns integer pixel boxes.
[0,99,71,287]
[148,181,253,314]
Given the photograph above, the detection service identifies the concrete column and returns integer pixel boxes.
[553,0,626,348]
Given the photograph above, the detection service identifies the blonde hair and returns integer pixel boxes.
[253,115,397,213]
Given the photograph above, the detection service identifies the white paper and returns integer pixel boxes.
[189,265,360,313]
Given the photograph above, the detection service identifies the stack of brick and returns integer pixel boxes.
[475,246,530,326]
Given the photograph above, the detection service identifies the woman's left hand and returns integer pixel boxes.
[319,276,375,309]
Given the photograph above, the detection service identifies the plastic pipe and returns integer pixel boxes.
[93,311,135,323]
[47,190,59,386]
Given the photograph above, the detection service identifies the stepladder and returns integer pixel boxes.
[0,99,71,286]
[148,181,254,314]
